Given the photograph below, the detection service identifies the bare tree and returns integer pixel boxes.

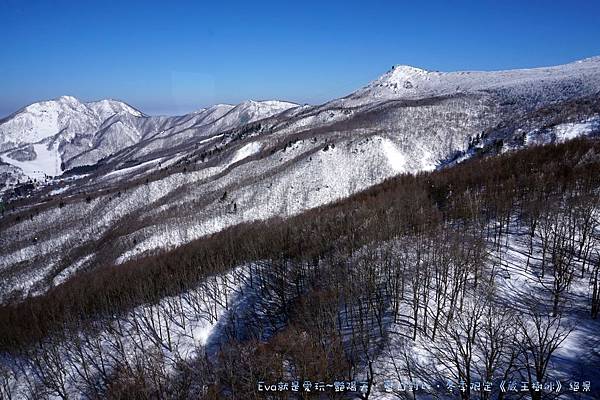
[517,310,572,400]
[430,294,487,400]
[543,213,577,316]
[475,304,518,400]
[591,252,600,319]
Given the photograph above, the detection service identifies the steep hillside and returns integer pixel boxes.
[0,98,297,183]
[1,58,600,302]
[1,138,599,399]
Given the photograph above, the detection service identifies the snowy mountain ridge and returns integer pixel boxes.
[0,97,298,183]
[0,96,143,149]
[1,56,600,302]
[344,56,600,106]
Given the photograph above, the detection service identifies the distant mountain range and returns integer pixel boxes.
[1,57,600,299]
[0,96,296,182]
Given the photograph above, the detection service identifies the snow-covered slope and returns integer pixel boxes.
[340,56,600,107]
[0,96,142,150]
[86,99,143,120]
[0,97,297,185]
[0,96,145,182]
[205,100,297,134]
[1,57,600,301]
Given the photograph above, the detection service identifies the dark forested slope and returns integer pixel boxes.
[1,138,599,399]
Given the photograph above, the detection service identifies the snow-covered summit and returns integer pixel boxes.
[231,100,298,120]
[343,56,600,106]
[0,96,145,181]
[575,55,600,63]
[1,97,94,147]
[0,95,299,182]
[382,65,431,82]
[86,99,144,120]
[1,56,599,190]
[206,100,298,132]
[0,96,144,149]
[55,95,80,104]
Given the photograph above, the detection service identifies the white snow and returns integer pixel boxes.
[381,138,407,172]
[2,56,600,398]
[0,143,62,178]
[52,254,94,286]
[367,217,600,399]
[553,116,600,142]
[48,185,71,196]
[86,99,143,119]
[199,100,297,138]
[340,56,600,107]
[229,141,262,165]
[526,116,600,145]
[104,157,163,177]
[3,56,600,311]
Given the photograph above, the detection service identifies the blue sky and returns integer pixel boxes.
[1,0,599,117]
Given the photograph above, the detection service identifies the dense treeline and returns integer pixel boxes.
[1,138,599,398]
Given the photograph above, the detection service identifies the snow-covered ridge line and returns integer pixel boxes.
[342,55,600,106]
[0,96,298,184]
[1,56,600,298]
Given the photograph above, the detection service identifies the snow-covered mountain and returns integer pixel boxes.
[0,97,297,183]
[1,57,600,301]
[0,96,144,180]
[0,96,142,150]
[341,56,600,107]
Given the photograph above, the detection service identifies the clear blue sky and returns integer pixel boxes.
[1,0,599,117]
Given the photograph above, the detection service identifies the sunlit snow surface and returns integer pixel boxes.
[367,219,600,399]
[344,56,600,106]
[2,57,600,303]
[229,141,262,165]
[2,58,600,398]
[381,138,407,172]
[0,143,61,178]
[526,116,600,145]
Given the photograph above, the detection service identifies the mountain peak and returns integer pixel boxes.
[56,95,81,104]
[359,64,433,96]
[237,100,258,108]
[389,65,429,75]
[86,99,144,118]
[336,55,600,108]
[575,55,600,64]
[378,65,432,86]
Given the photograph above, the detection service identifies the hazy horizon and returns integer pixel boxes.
[2,0,600,118]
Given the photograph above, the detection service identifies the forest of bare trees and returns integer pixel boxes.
[0,138,599,399]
